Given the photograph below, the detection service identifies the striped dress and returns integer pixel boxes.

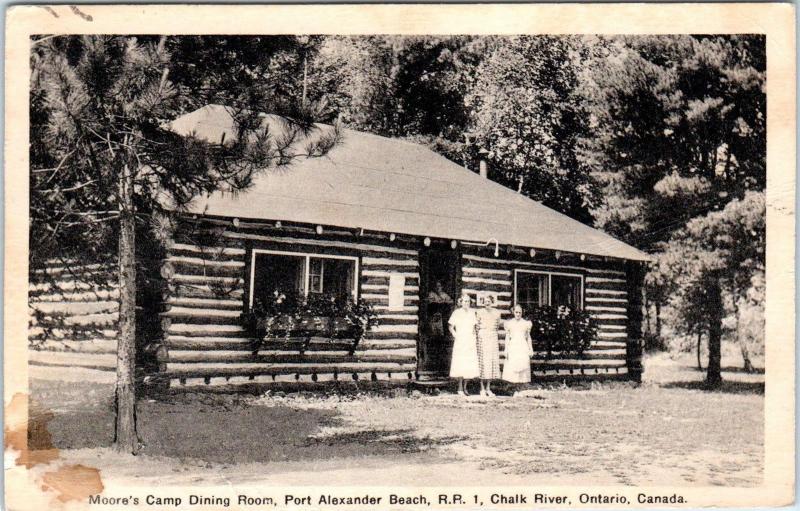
[476,308,501,379]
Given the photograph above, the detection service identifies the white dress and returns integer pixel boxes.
[448,308,480,378]
[502,318,533,383]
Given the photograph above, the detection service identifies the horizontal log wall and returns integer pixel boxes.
[29,260,119,372]
[461,250,631,379]
[157,218,419,387]
[28,221,643,386]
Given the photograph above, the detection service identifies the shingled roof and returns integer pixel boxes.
[169,105,649,262]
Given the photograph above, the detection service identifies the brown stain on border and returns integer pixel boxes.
[41,464,104,502]
[6,392,104,502]
[5,392,60,468]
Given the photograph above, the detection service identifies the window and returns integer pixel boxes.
[551,274,582,310]
[514,270,583,310]
[516,272,549,310]
[308,258,323,293]
[249,250,358,308]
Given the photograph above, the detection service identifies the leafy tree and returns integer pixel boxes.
[309,35,490,165]
[311,36,477,137]
[314,35,601,222]
[310,35,766,380]
[30,35,338,452]
[658,191,765,384]
[733,270,765,372]
[467,36,598,223]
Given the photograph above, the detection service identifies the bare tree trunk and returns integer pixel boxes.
[732,292,754,373]
[655,301,662,347]
[706,278,723,387]
[740,343,754,373]
[722,150,733,183]
[301,52,308,108]
[114,162,138,454]
[696,331,703,370]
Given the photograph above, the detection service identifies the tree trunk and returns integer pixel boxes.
[114,163,138,454]
[301,52,308,108]
[740,343,754,373]
[655,301,662,348]
[706,278,723,387]
[696,332,703,370]
[732,291,754,373]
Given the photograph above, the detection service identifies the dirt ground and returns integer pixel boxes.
[22,352,764,488]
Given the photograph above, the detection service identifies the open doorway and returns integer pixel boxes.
[417,246,461,380]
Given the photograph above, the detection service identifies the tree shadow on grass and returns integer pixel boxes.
[684,366,765,375]
[661,380,764,395]
[31,391,465,465]
[137,403,464,464]
[300,431,467,455]
[720,366,765,375]
[29,401,115,451]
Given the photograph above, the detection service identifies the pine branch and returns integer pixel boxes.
[38,179,98,194]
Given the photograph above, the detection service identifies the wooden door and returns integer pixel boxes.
[417,247,461,380]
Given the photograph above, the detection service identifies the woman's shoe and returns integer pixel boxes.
[480,389,488,397]
[486,389,496,397]
[457,390,466,397]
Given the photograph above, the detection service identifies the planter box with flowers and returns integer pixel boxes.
[242,291,378,356]
[528,305,597,360]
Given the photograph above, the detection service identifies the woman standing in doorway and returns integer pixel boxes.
[426,280,453,338]
[476,295,501,396]
[448,292,479,396]
[502,304,534,392]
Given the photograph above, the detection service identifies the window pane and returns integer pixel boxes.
[252,253,305,305]
[551,275,582,310]
[516,273,548,310]
[309,258,323,293]
[316,258,355,301]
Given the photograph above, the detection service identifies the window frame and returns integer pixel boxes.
[248,248,360,308]
[513,269,584,310]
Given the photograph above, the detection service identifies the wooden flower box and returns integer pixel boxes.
[253,314,362,355]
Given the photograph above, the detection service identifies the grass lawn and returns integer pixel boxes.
[22,352,763,487]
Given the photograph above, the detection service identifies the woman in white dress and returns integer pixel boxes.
[448,292,480,396]
[502,304,534,390]
[476,295,501,397]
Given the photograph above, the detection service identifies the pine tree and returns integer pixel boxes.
[30,35,339,452]
[576,35,765,380]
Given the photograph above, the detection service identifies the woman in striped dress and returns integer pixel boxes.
[476,295,501,396]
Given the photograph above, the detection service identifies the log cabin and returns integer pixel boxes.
[29,104,650,389]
